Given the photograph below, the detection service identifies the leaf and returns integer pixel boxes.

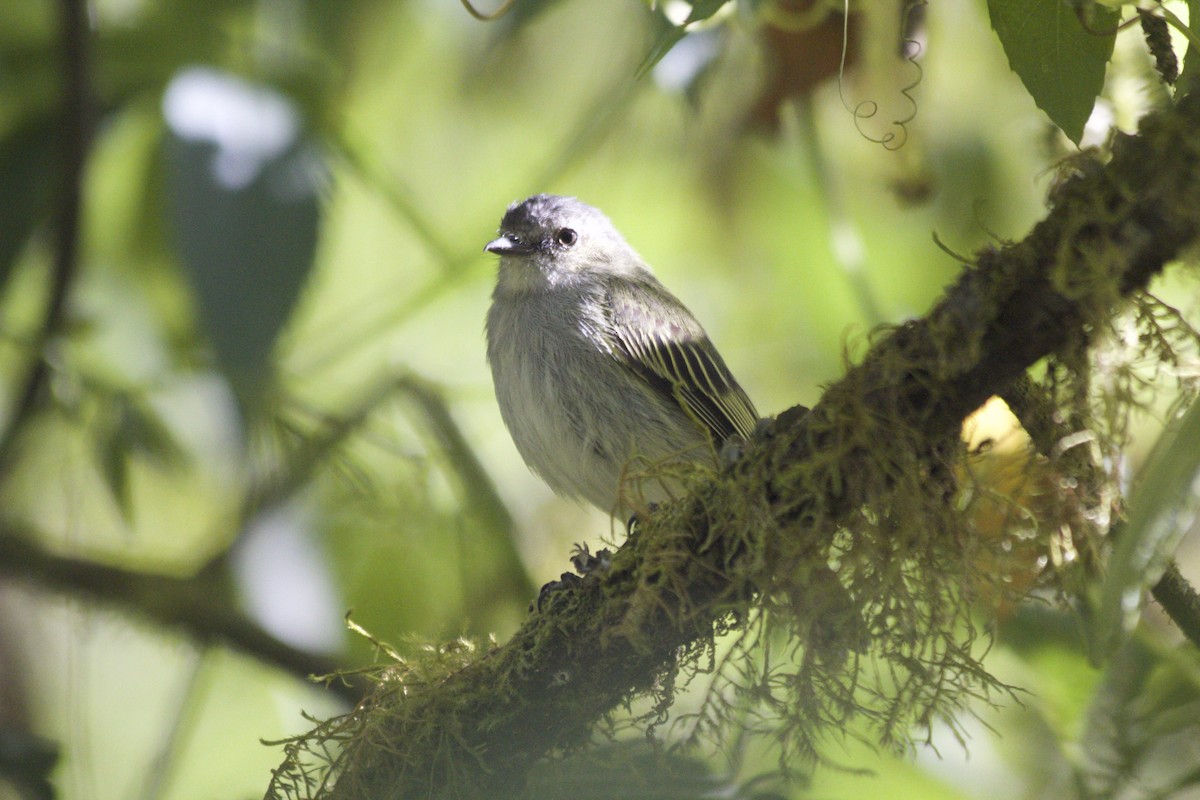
[96,419,133,523]
[1096,397,1200,656]
[117,393,190,466]
[162,67,325,404]
[682,0,732,25]
[92,389,189,521]
[635,0,731,79]
[987,0,1119,144]
[637,20,689,79]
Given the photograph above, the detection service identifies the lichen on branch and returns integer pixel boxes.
[265,95,1200,800]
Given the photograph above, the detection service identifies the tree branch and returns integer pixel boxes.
[0,528,364,705]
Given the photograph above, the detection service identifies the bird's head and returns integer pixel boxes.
[486,194,644,292]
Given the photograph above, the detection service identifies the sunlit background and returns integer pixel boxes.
[1,0,1198,798]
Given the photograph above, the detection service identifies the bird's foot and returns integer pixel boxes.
[570,542,612,575]
[534,572,582,612]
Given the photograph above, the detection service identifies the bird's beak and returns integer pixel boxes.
[485,235,534,256]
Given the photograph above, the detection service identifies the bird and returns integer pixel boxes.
[484,194,758,516]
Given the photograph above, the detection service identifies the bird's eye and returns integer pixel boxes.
[555,228,578,247]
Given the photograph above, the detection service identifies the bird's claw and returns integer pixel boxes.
[534,572,582,612]
[570,542,612,575]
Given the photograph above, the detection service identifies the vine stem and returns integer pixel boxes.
[1150,3,1200,54]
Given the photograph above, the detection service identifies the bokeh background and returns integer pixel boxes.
[1,0,1199,798]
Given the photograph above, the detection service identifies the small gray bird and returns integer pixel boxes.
[485,194,758,515]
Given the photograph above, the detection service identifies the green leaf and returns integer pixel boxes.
[162,68,324,404]
[96,419,133,523]
[987,0,1119,144]
[682,0,732,25]
[1096,397,1200,656]
[92,389,189,521]
[637,20,688,79]
[116,393,189,466]
[635,0,730,79]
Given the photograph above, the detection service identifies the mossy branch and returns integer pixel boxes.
[1152,561,1200,648]
[267,96,1200,799]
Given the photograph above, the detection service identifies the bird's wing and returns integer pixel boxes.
[603,275,759,444]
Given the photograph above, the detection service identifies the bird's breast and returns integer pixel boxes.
[485,288,708,511]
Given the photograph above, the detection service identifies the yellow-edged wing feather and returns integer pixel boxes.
[603,274,759,444]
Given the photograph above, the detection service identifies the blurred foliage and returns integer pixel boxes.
[0,0,1198,799]
[1099,394,1200,657]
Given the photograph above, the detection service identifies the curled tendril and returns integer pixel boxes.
[460,0,517,22]
[837,0,925,151]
